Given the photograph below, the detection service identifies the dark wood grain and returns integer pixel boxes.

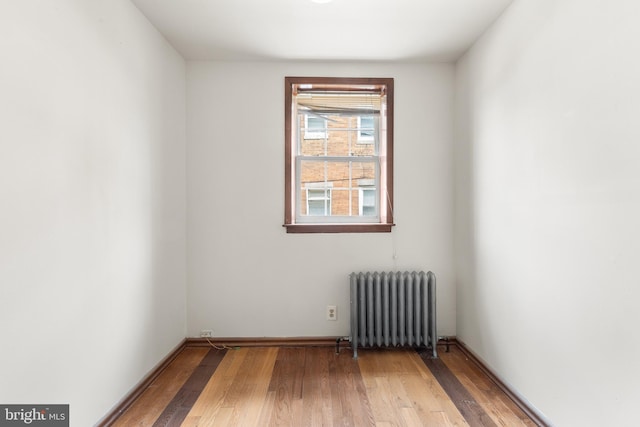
[419,348,498,427]
[151,348,226,427]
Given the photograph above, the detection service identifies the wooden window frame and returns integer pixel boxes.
[284,76,394,233]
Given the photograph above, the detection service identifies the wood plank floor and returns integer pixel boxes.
[111,345,537,427]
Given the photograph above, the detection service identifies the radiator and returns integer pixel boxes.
[349,271,437,359]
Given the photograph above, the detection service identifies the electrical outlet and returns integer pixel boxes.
[200,330,213,338]
[327,305,337,321]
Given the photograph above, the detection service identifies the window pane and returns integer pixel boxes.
[325,116,351,157]
[363,189,375,202]
[304,188,331,216]
[358,116,375,142]
[300,115,378,157]
[304,114,326,139]
[308,198,330,215]
[300,160,377,219]
[300,161,376,192]
[307,115,325,131]
[300,137,326,156]
[361,188,376,216]
[363,206,376,216]
[351,139,375,156]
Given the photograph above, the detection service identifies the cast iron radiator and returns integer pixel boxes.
[349,271,437,359]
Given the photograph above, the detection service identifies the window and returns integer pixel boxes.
[284,77,394,233]
[359,189,376,216]
[304,114,327,139]
[307,188,332,215]
[357,178,376,217]
[357,116,375,143]
[305,182,333,216]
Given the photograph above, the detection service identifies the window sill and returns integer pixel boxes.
[283,223,394,234]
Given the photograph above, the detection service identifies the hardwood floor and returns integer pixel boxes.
[111,345,538,427]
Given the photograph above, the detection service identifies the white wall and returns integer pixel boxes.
[455,0,640,425]
[0,1,186,425]
[187,62,455,339]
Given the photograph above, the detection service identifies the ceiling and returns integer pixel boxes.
[131,0,514,62]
